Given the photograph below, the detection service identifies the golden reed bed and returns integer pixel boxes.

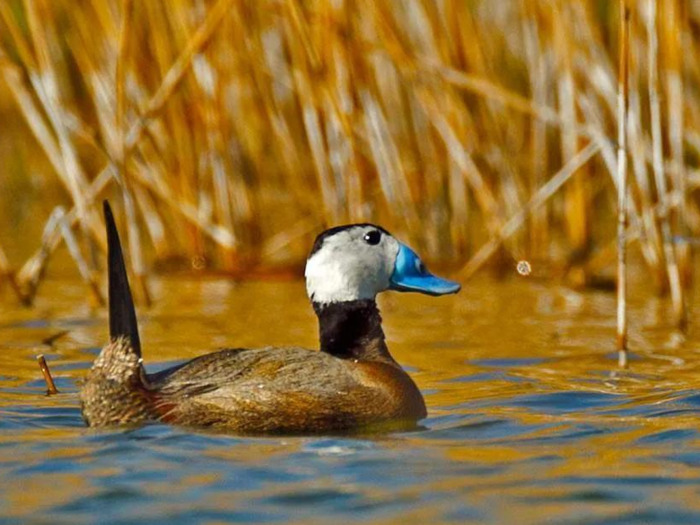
[0,1,697,340]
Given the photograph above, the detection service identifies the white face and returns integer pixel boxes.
[305,225,401,304]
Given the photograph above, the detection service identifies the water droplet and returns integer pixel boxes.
[516,260,531,276]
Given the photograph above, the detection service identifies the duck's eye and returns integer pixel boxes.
[363,230,381,245]
[415,259,426,274]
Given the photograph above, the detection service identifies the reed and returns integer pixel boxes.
[0,0,696,334]
[617,0,630,368]
[647,0,685,333]
[0,240,25,304]
[36,354,58,395]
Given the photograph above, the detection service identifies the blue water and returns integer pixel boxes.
[2,278,700,524]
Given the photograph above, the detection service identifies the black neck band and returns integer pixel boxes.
[312,300,393,363]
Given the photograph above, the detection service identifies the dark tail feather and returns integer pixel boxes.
[103,200,141,357]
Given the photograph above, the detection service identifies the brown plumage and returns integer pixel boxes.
[80,202,459,434]
[81,314,425,433]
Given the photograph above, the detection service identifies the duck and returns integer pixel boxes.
[80,202,460,434]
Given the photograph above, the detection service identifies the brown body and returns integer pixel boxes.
[81,338,426,433]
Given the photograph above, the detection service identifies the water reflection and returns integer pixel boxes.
[1,276,700,523]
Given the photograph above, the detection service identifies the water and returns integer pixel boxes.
[2,276,700,524]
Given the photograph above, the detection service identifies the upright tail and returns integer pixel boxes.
[80,201,153,427]
[104,201,141,356]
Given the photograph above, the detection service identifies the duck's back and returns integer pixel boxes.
[147,347,426,433]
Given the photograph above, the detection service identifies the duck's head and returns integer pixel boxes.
[305,224,461,305]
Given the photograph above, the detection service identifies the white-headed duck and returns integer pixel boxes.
[80,202,460,433]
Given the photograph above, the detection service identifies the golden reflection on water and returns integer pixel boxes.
[2,276,700,522]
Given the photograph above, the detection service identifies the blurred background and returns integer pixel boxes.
[0,0,698,311]
[4,6,700,520]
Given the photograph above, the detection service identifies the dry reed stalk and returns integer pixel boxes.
[459,142,599,280]
[442,96,473,257]
[18,207,64,303]
[15,167,116,303]
[437,3,522,254]
[115,0,132,166]
[131,0,240,256]
[627,84,664,290]
[319,10,369,224]
[580,86,662,291]
[323,4,364,224]
[575,91,619,184]
[301,96,339,223]
[0,57,105,256]
[324,96,357,224]
[0,60,60,172]
[192,51,237,266]
[130,158,237,249]
[23,0,103,246]
[66,40,118,159]
[129,0,235,144]
[133,185,169,259]
[0,241,27,305]
[406,4,458,256]
[575,74,656,286]
[36,354,58,395]
[121,187,152,306]
[585,187,688,277]
[663,0,692,293]
[554,3,590,264]
[433,63,605,147]
[616,0,630,367]
[521,0,549,258]
[361,90,421,233]
[261,217,320,260]
[405,93,450,258]
[224,9,284,247]
[115,0,151,305]
[647,0,686,330]
[0,242,12,280]
[414,88,502,235]
[56,207,105,306]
